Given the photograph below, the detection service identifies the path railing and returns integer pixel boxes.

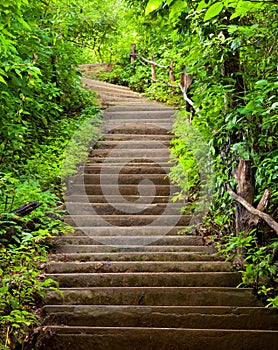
[130,44,194,109]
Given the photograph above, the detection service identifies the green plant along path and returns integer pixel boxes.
[0,0,277,348]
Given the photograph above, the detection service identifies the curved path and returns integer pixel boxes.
[35,79,278,349]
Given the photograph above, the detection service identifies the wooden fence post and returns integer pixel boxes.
[130,44,136,63]
[169,59,175,83]
[151,54,156,81]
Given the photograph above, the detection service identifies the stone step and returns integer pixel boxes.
[65,195,175,204]
[42,305,277,330]
[63,214,191,227]
[49,252,223,262]
[106,125,170,135]
[67,226,187,236]
[45,272,241,288]
[96,140,171,149]
[83,164,171,174]
[103,120,173,129]
[105,103,175,112]
[46,261,231,274]
[103,134,173,141]
[90,149,171,158]
[86,159,173,166]
[87,156,174,167]
[64,203,186,216]
[33,327,278,350]
[45,287,260,307]
[74,174,171,185]
[53,235,203,246]
[52,245,214,254]
[104,110,175,119]
[68,184,178,196]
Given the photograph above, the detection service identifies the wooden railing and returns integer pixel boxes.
[130,44,194,109]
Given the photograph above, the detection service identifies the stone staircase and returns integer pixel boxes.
[35,80,278,349]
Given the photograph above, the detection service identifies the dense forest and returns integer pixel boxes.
[0,0,277,348]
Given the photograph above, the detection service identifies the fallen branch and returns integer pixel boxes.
[229,188,278,235]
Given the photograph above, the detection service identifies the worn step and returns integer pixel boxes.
[96,141,171,149]
[106,124,171,135]
[103,120,173,130]
[42,305,277,330]
[87,158,173,165]
[65,226,187,236]
[64,203,186,216]
[103,134,173,141]
[74,174,171,185]
[104,110,175,119]
[46,272,241,288]
[49,252,223,262]
[65,195,176,204]
[67,184,177,196]
[34,326,278,350]
[53,235,203,246]
[63,214,190,227]
[90,149,171,158]
[45,287,260,307]
[105,103,175,112]
[83,164,171,174]
[53,245,214,254]
[46,261,232,274]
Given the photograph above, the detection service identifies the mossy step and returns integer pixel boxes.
[49,252,223,262]
[45,286,259,307]
[54,235,204,246]
[46,261,232,274]
[46,271,241,288]
[42,305,278,330]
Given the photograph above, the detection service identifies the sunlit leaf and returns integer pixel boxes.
[145,0,162,15]
[204,2,223,21]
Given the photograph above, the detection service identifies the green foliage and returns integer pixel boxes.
[105,0,278,304]
[0,0,105,347]
[217,232,278,306]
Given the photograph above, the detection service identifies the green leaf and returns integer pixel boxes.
[204,2,224,21]
[145,0,162,15]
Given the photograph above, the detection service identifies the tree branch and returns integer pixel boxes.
[228,188,278,235]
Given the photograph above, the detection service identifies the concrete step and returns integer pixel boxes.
[65,195,176,204]
[42,305,277,330]
[95,140,171,149]
[67,184,178,196]
[87,157,172,164]
[103,120,173,129]
[45,272,241,288]
[105,103,175,112]
[63,214,191,227]
[52,245,215,254]
[53,235,203,246]
[104,110,175,119]
[46,261,232,274]
[49,252,223,262]
[65,226,187,236]
[83,164,171,174]
[45,287,260,307]
[74,174,171,185]
[33,327,278,350]
[103,134,173,141]
[64,203,186,216]
[106,124,170,135]
[90,149,171,158]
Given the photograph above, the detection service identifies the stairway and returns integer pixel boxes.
[35,80,278,349]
